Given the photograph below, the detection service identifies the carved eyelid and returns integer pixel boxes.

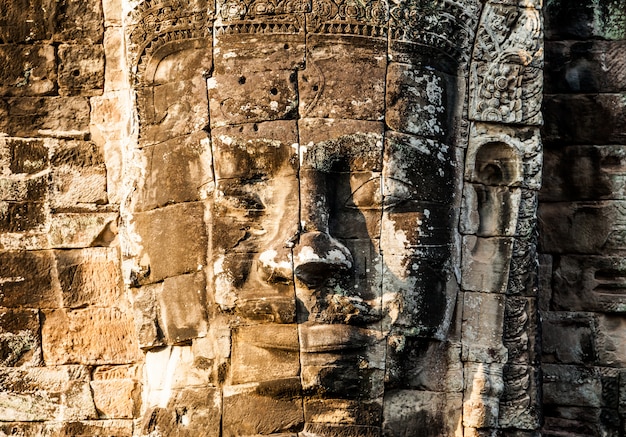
[343,177,416,209]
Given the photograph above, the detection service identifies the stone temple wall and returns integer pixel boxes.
[0,0,621,436]
[539,0,626,435]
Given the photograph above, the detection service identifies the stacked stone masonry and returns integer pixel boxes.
[0,0,621,436]
[539,0,626,436]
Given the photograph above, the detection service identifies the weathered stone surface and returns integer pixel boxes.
[52,0,104,43]
[135,131,213,212]
[541,145,626,202]
[0,365,97,421]
[0,0,54,43]
[138,76,209,144]
[48,211,118,248]
[89,91,132,145]
[50,140,108,207]
[538,201,626,254]
[209,69,298,127]
[386,63,454,140]
[0,307,42,367]
[542,312,597,365]
[0,44,56,96]
[383,390,463,437]
[222,381,303,437]
[55,247,123,308]
[0,97,90,138]
[91,365,140,419]
[542,405,622,437]
[462,236,514,293]
[42,308,140,365]
[545,41,626,93]
[0,137,50,175]
[543,364,619,409]
[131,201,207,284]
[0,201,47,233]
[140,387,221,437]
[544,0,626,40]
[543,94,626,146]
[463,363,505,429]
[0,250,61,308]
[230,324,300,384]
[157,272,208,344]
[462,293,508,363]
[596,314,626,367]
[103,27,127,91]
[129,283,163,349]
[499,365,541,429]
[299,35,386,120]
[58,44,105,95]
[0,420,134,437]
[551,255,626,313]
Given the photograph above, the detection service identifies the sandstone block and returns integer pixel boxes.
[545,41,626,93]
[130,283,163,349]
[143,346,213,400]
[551,255,626,313]
[48,211,118,248]
[132,202,207,284]
[157,272,208,344]
[211,121,298,180]
[386,63,453,140]
[0,44,56,96]
[0,0,53,42]
[541,145,626,202]
[461,185,521,237]
[89,91,132,145]
[91,378,139,419]
[383,390,463,437]
[0,201,47,233]
[0,175,48,202]
[0,137,49,174]
[136,131,213,212]
[463,363,505,428]
[0,365,96,421]
[209,69,297,127]
[543,364,618,409]
[42,308,140,365]
[299,35,386,120]
[461,236,514,293]
[542,312,597,365]
[0,97,90,138]
[0,307,42,367]
[140,387,221,437]
[230,324,300,384]
[103,27,127,91]
[138,76,209,144]
[0,420,134,436]
[50,141,108,207]
[52,0,104,43]
[461,292,508,363]
[55,247,123,308]
[544,0,626,40]
[0,250,61,308]
[542,405,622,437]
[58,44,105,95]
[596,314,626,367]
[385,339,463,393]
[543,94,626,146]
[222,380,303,437]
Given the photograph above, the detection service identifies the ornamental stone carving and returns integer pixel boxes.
[119,0,543,435]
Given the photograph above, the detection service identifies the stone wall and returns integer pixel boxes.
[0,0,624,436]
[539,0,626,435]
[0,0,141,435]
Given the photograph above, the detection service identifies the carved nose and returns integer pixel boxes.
[294,231,353,288]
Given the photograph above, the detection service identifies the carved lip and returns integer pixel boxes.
[299,323,382,353]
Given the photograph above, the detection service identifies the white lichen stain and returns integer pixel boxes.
[213,255,237,310]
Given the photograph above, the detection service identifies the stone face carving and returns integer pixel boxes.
[121,0,543,434]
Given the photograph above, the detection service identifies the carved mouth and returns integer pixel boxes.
[299,323,382,353]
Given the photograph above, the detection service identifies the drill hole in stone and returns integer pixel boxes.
[238,76,246,85]
[269,87,278,95]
